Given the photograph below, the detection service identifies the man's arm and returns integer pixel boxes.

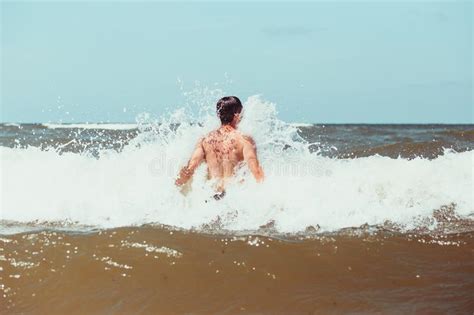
[175,139,205,186]
[242,136,264,182]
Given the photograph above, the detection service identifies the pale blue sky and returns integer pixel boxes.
[1,1,472,123]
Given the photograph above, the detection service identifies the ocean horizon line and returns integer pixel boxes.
[1,121,473,126]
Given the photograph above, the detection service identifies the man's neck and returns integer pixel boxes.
[220,124,236,131]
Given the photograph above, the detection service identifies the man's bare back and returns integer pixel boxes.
[175,96,264,194]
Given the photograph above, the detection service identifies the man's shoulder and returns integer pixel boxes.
[240,134,255,145]
[203,130,218,139]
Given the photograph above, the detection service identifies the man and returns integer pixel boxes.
[175,96,264,199]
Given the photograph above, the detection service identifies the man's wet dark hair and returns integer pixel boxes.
[216,96,242,125]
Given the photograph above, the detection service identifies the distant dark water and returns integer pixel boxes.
[1,123,473,159]
[298,124,474,159]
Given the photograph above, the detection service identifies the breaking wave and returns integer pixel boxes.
[1,96,473,234]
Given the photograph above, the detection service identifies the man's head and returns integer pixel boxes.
[216,96,242,126]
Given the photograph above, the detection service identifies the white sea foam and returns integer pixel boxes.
[122,242,183,258]
[289,122,313,127]
[1,96,473,233]
[43,123,138,130]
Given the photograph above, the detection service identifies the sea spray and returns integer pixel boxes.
[1,95,473,233]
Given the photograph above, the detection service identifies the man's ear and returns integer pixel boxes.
[233,113,241,124]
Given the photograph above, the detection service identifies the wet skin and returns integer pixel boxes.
[175,118,264,192]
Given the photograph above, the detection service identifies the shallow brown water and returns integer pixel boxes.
[1,227,473,314]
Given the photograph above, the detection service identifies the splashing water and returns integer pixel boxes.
[1,95,473,234]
